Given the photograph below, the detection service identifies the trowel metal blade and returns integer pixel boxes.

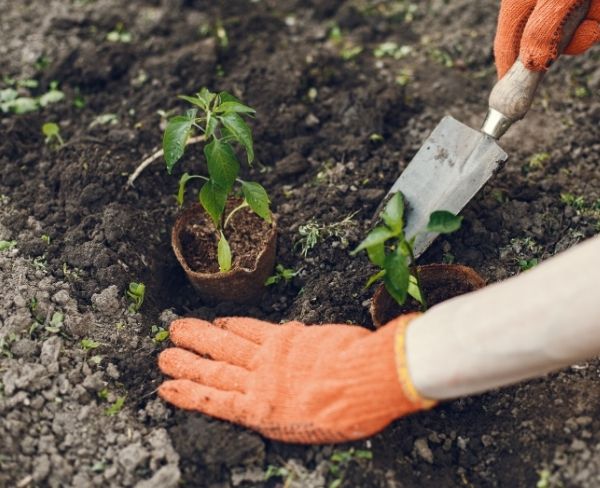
[387,116,508,258]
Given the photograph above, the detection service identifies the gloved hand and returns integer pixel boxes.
[158,314,435,444]
[495,0,600,78]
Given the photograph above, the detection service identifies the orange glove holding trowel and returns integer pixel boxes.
[158,2,600,444]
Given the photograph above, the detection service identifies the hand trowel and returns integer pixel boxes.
[385,1,590,258]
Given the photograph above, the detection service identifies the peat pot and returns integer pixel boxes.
[171,202,277,304]
[370,264,486,328]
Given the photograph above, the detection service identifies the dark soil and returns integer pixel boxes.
[178,201,273,273]
[2,0,600,487]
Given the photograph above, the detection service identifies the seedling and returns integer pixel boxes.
[295,212,357,258]
[127,282,145,312]
[42,122,65,148]
[106,23,132,43]
[163,88,272,272]
[81,338,101,351]
[105,396,126,416]
[0,80,64,114]
[518,258,539,272]
[352,192,462,310]
[0,240,16,251]
[265,264,298,286]
[151,325,169,343]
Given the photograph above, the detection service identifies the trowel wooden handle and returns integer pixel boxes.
[485,0,590,137]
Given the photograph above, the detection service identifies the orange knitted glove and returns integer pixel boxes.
[158,314,435,444]
[495,0,600,78]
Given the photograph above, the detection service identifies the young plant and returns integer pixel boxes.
[126,282,145,312]
[352,192,462,310]
[42,122,65,148]
[163,88,272,273]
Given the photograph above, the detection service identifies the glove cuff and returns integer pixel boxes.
[391,314,437,410]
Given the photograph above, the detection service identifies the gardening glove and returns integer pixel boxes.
[158,314,436,444]
[495,0,600,78]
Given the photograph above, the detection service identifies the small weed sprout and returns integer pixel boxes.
[295,212,358,258]
[106,23,132,43]
[105,396,126,416]
[81,338,101,351]
[163,88,272,272]
[265,264,298,286]
[151,325,169,343]
[42,122,65,148]
[127,282,145,312]
[0,240,16,251]
[0,80,64,114]
[352,192,462,310]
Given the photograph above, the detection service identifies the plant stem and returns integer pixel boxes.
[224,201,249,229]
[408,246,428,312]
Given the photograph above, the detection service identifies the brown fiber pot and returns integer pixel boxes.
[171,203,277,305]
[370,264,486,328]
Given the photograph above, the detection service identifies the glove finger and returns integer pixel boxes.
[158,379,252,424]
[159,348,250,393]
[520,0,582,72]
[494,0,537,78]
[213,316,274,344]
[169,318,258,368]
[564,20,600,55]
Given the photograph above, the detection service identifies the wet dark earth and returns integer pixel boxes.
[1,0,600,486]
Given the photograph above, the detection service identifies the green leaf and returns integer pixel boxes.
[381,192,404,233]
[215,101,256,115]
[351,226,395,255]
[199,180,227,227]
[219,112,254,164]
[0,240,16,251]
[177,173,192,206]
[39,87,65,107]
[197,87,217,108]
[407,274,424,305]
[153,329,169,343]
[178,95,207,109]
[81,338,101,351]
[366,242,385,267]
[204,138,239,191]
[218,232,232,272]
[241,180,271,223]
[105,396,126,416]
[365,269,386,288]
[383,250,409,305]
[0,88,18,103]
[9,97,38,114]
[163,110,197,173]
[426,211,463,234]
[206,115,218,139]
[42,122,59,138]
[218,91,243,104]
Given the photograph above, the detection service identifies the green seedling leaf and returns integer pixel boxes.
[163,110,197,173]
[90,113,118,128]
[42,122,59,137]
[381,192,404,233]
[217,232,232,272]
[215,100,256,115]
[127,282,145,312]
[241,180,271,222]
[8,97,38,114]
[0,88,18,103]
[39,88,65,107]
[197,87,217,108]
[177,173,192,207]
[0,240,16,251]
[365,269,386,288]
[105,396,126,416]
[81,338,100,351]
[366,242,385,267]
[219,112,254,163]
[383,249,409,305]
[265,264,297,285]
[152,325,170,343]
[407,274,424,305]
[352,226,395,255]
[426,211,463,234]
[178,95,207,110]
[204,138,239,191]
[199,180,227,226]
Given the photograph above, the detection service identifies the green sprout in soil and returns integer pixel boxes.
[0,80,64,114]
[352,192,462,310]
[106,23,132,43]
[81,338,101,351]
[105,396,126,416]
[163,88,272,273]
[151,325,169,344]
[265,264,298,286]
[0,240,16,251]
[329,448,373,488]
[295,212,358,258]
[127,282,145,312]
[518,258,539,272]
[42,122,65,148]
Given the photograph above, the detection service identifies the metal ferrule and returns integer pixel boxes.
[481,108,513,140]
